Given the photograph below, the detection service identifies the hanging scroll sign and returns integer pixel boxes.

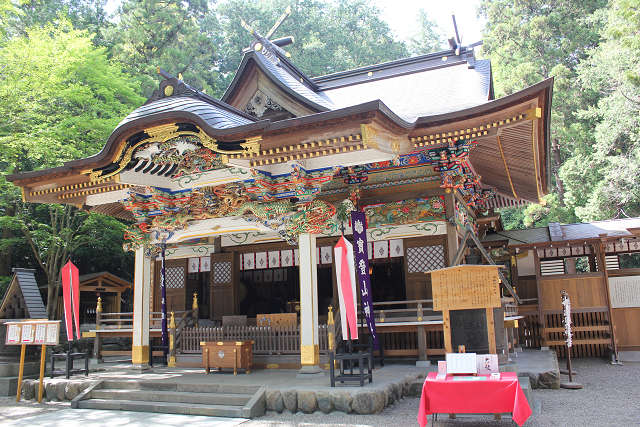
[351,211,379,349]
[561,290,572,348]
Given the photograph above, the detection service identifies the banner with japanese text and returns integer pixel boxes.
[351,211,379,349]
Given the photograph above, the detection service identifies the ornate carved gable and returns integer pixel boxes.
[244,89,294,121]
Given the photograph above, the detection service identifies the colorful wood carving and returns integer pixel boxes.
[363,197,446,227]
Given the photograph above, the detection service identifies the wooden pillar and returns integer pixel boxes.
[533,248,546,334]
[298,233,320,371]
[486,307,497,354]
[444,192,459,266]
[132,247,151,367]
[596,241,619,361]
[443,309,452,353]
[417,326,428,361]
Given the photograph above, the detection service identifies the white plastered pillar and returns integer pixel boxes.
[132,247,152,366]
[298,233,320,371]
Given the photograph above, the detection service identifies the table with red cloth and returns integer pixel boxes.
[417,372,532,427]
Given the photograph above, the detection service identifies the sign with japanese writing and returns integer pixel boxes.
[4,320,60,346]
[351,211,378,349]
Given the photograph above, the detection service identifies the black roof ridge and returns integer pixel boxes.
[312,47,465,82]
[222,51,330,113]
[149,76,257,122]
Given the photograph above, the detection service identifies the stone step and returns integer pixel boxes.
[77,398,245,418]
[100,380,259,395]
[91,389,252,406]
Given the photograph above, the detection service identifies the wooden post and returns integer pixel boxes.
[38,344,46,403]
[443,309,452,353]
[596,241,620,362]
[417,326,427,361]
[93,296,102,362]
[486,308,496,354]
[192,292,199,328]
[444,192,459,266]
[533,248,546,342]
[16,344,25,402]
[417,302,423,321]
[168,311,176,367]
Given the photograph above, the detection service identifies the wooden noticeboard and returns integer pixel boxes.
[430,265,502,354]
[5,320,60,346]
[4,320,61,403]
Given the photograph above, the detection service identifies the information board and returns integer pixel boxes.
[431,265,502,311]
[4,320,60,346]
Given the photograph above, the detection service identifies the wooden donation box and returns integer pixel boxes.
[201,341,253,375]
[430,265,502,354]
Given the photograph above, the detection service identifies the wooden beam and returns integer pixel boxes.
[596,240,620,362]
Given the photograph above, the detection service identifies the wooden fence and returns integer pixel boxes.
[179,324,329,355]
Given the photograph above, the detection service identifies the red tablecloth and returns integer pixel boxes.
[417,372,532,427]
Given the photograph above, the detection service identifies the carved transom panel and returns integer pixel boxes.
[407,245,445,273]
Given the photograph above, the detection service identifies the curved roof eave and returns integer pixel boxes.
[7,80,553,184]
[414,78,554,128]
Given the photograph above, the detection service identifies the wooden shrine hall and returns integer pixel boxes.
[7,27,553,369]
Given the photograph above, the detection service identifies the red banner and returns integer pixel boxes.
[61,261,80,340]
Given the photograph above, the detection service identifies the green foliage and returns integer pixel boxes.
[104,0,215,97]
[573,0,640,219]
[408,9,446,55]
[0,21,144,171]
[212,0,408,90]
[0,23,141,314]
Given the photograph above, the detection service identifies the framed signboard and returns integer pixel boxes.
[4,320,60,346]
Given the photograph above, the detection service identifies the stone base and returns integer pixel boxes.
[415,360,431,368]
[618,351,640,362]
[296,365,325,378]
[0,361,40,377]
[130,364,151,372]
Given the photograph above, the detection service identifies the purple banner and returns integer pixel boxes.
[350,211,379,349]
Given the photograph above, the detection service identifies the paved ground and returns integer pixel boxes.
[2,358,638,426]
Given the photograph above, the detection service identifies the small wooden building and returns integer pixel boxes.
[0,268,47,320]
[483,217,640,362]
[54,272,132,324]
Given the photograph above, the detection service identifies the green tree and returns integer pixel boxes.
[408,9,446,55]
[5,0,111,45]
[480,0,606,228]
[212,0,408,91]
[0,22,143,315]
[573,0,640,219]
[105,0,216,97]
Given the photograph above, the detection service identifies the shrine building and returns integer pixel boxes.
[7,31,553,369]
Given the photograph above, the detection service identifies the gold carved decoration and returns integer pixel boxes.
[87,123,262,182]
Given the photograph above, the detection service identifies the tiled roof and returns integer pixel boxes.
[483,227,551,246]
[483,217,640,246]
[11,268,47,319]
[115,96,255,132]
[321,59,492,122]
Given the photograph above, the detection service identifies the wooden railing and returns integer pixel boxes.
[372,299,436,323]
[179,324,329,355]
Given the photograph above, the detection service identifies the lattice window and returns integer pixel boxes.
[165,266,185,289]
[407,245,445,273]
[213,261,232,284]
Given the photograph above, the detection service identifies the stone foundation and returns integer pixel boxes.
[19,378,98,402]
[264,373,422,415]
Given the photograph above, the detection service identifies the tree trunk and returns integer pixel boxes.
[552,138,565,206]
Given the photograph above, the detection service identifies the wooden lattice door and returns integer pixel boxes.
[164,259,187,312]
[210,252,236,320]
[404,237,447,300]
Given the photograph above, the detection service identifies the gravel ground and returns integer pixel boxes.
[243,358,640,427]
[2,358,638,427]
